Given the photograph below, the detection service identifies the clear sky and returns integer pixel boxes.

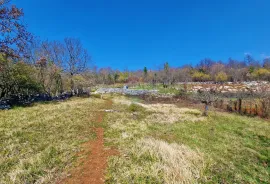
[13,0,270,70]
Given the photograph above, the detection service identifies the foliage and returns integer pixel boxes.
[192,71,211,82]
[143,66,148,82]
[0,55,41,98]
[215,71,228,82]
[251,68,270,81]
[118,72,129,83]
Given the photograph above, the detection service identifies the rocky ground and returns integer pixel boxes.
[94,88,159,96]
[186,81,270,93]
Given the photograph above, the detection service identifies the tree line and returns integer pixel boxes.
[97,57,270,86]
[1,0,270,100]
[0,0,94,99]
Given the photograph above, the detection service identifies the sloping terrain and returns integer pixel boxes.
[105,96,269,183]
[0,95,269,183]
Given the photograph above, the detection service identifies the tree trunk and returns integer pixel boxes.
[238,98,242,114]
[203,103,209,116]
[70,73,74,96]
[234,101,237,111]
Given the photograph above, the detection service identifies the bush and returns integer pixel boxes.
[91,93,101,99]
[0,56,42,99]
[215,72,228,82]
[192,72,211,82]
[251,68,270,81]
[128,103,145,112]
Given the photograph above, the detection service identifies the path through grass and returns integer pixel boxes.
[0,97,106,183]
[1,95,269,183]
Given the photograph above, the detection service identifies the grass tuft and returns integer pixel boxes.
[128,103,146,113]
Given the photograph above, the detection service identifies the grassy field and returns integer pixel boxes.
[104,96,269,183]
[0,95,269,183]
[131,83,182,95]
[0,98,106,183]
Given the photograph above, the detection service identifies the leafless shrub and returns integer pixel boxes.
[257,86,270,118]
[195,89,219,116]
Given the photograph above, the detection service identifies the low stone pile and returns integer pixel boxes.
[188,81,270,93]
[0,101,11,110]
[95,88,158,96]
[0,92,74,110]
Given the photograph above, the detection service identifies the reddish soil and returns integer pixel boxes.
[59,99,117,184]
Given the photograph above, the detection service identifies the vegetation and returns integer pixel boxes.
[150,113,269,183]
[0,0,32,58]
[0,97,106,183]
[104,96,269,184]
[215,71,228,82]
[192,71,211,82]
[0,1,269,184]
[0,94,269,183]
[1,0,270,102]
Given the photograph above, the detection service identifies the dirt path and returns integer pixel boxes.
[60,99,117,184]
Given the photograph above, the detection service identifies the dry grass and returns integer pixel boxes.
[105,96,205,183]
[0,97,106,184]
[107,137,204,184]
[106,95,269,183]
[149,112,270,183]
[2,95,268,183]
[138,138,204,184]
[113,96,205,124]
[142,104,205,124]
[112,96,134,106]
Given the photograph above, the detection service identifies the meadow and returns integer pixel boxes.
[0,95,269,183]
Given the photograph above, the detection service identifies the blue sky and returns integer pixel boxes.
[13,0,270,70]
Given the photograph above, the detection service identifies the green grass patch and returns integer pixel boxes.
[131,83,184,95]
[128,103,146,113]
[149,113,270,183]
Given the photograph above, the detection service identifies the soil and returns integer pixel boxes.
[59,99,118,184]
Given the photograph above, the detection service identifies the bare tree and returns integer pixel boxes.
[197,58,215,73]
[41,40,65,68]
[64,38,90,94]
[226,58,248,82]
[244,54,260,68]
[196,89,219,116]
[210,63,226,80]
[257,86,270,118]
[0,0,32,58]
[263,57,270,69]
[176,66,192,82]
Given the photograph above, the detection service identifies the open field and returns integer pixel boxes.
[0,95,269,183]
[105,96,269,183]
[0,98,107,183]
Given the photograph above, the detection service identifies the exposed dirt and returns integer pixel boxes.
[59,99,117,184]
